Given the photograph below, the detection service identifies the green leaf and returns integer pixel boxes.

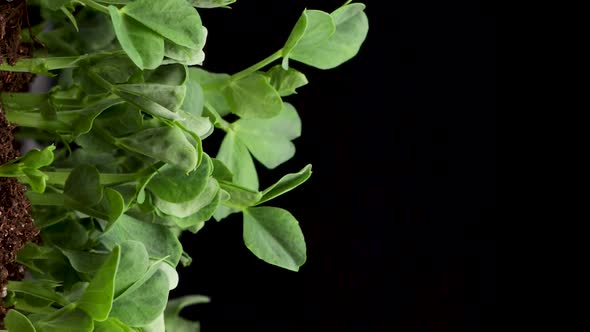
[114,84,186,120]
[188,68,231,116]
[23,169,49,193]
[218,181,261,209]
[78,188,125,226]
[144,63,188,86]
[164,295,210,332]
[43,219,88,250]
[94,104,144,137]
[154,177,219,218]
[211,158,233,182]
[109,6,164,70]
[64,282,89,303]
[176,110,213,139]
[169,189,219,229]
[266,65,308,96]
[147,156,210,203]
[164,27,207,66]
[158,263,179,291]
[117,126,198,172]
[78,10,117,51]
[90,54,138,85]
[142,314,165,332]
[76,245,120,321]
[12,294,55,315]
[100,214,182,267]
[112,241,150,297]
[93,318,135,332]
[233,102,301,169]
[122,0,204,49]
[283,9,335,69]
[4,310,36,332]
[34,304,94,332]
[243,207,306,271]
[147,154,211,203]
[182,75,205,116]
[259,164,312,204]
[289,3,369,69]
[110,269,169,327]
[12,145,55,169]
[7,280,67,306]
[64,164,103,206]
[188,0,236,8]
[224,73,283,119]
[216,131,258,190]
[61,6,79,32]
[60,249,109,274]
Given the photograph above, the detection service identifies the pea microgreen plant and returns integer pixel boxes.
[0,0,368,330]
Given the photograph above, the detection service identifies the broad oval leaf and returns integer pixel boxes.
[216,131,258,190]
[170,191,220,230]
[60,249,109,274]
[233,103,301,169]
[154,177,219,218]
[147,154,212,203]
[289,3,369,69]
[163,27,207,66]
[243,206,306,271]
[114,84,186,119]
[76,245,121,321]
[109,6,164,70]
[100,214,183,267]
[223,73,283,119]
[34,304,94,332]
[176,110,213,139]
[64,164,103,206]
[117,126,198,172]
[114,240,150,297]
[4,310,36,332]
[188,68,231,116]
[283,9,335,69]
[122,0,204,50]
[266,65,308,96]
[110,269,169,327]
[211,158,233,182]
[182,75,205,115]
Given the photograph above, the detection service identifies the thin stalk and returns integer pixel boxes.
[0,56,87,76]
[44,171,140,186]
[231,49,283,81]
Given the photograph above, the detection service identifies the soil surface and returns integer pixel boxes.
[0,0,38,323]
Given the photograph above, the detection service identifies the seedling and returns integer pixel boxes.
[0,0,368,330]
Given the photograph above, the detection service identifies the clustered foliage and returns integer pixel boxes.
[0,0,367,331]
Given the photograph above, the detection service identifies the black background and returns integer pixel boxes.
[174,1,496,331]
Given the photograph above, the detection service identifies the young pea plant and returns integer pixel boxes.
[0,0,368,331]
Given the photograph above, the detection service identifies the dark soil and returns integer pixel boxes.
[0,0,38,323]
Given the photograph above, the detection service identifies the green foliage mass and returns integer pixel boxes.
[0,0,368,330]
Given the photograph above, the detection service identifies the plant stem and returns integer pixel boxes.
[0,56,87,76]
[0,92,49,112]
[25,192,65,206]
[78,0,110,14]
[44,171,140,186]
[231,49,283,81]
